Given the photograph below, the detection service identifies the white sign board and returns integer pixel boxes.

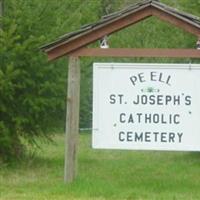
[92,63,200,151]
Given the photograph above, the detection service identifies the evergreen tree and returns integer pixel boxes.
[0,0,199,161]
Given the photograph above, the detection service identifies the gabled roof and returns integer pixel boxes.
[41,0,200,60]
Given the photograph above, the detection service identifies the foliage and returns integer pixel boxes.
[0,0,70,160]
[0,0,200,161]
[0,0,111,161]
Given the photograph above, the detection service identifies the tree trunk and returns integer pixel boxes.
[0,0,3,16]
[0,0,4,29]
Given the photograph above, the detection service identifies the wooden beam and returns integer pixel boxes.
[45,5,200,61]
[47,7,152,60]
[70,48,200,58]
[151,7,200,37]
[64,56,80,183]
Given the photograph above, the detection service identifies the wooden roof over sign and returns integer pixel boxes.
[41,0,200,60]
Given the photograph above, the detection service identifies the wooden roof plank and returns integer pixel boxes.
[152,4,200,28]
[47,7,152,60]
[152,1,200,23]
[41,0,200,60]
[42,3,151,52]
[151,7,200,36]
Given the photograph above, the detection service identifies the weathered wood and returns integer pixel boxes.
[64,56,80,183]
[70,48,200,58]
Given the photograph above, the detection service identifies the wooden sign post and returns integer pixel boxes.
[41,0,200,183]
[64,56,80,183]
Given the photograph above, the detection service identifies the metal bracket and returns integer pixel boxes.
[189,61,192,71]
[197,39,200,50]
[100,36,109,49]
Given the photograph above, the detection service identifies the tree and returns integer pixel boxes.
[0,0,3,16]
[0,0,103,161]
[0,0,68,160]
[0,0,4,29]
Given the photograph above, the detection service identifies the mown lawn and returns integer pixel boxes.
[0,133,200,200]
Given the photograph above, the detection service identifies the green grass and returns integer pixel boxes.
[1,133,200,200]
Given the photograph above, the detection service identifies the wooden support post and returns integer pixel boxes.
[64,56,80,183]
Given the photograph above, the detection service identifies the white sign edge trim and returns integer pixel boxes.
[92,62,200,151]
[93,63,200,70]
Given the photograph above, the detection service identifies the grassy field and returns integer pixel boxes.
[0,133,200,200]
